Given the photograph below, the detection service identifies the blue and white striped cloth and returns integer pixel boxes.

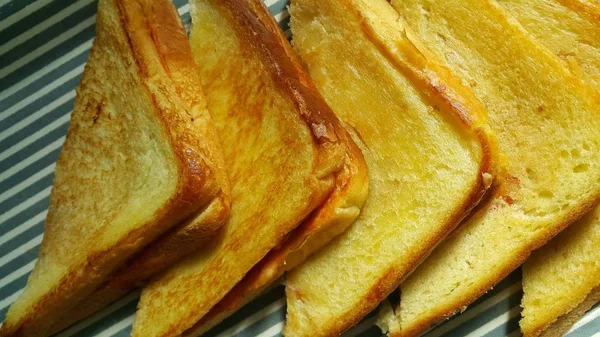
[0,1,598,336]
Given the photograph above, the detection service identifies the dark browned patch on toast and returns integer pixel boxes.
[216,0,344,147]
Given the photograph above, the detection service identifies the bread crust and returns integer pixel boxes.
[0,1,228,336]
[130,0,357,335]
[558,0,600,22]
[217,0,347,156]
[391,195,600,337]
[48,194,230,335]
[385,0,600,335]
[284,0,496,335]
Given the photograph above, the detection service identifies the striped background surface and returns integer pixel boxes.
[0,0,599,336]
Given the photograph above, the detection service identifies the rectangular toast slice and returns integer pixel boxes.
[494,1,600,336]
[381,0,600,336]
[284,0,496,336]
[129,0,358,336]
[0,0,229,336]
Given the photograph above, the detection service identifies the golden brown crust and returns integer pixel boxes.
[117,0,221,203]
[48,193,230,335]
[217,0,344,157]
[186,115,369,336]
[282,1,495,335]
[558,0,600,23]
[0,1,227,336]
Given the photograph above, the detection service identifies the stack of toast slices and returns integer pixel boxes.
[2,0,600,336]
[496,1,600,336]
[0,0,231,335]
[378,0,600,336]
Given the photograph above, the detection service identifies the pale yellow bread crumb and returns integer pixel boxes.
[498,0,600,87]
[285,0,496,336]
[382,0,600,336]
[0,0,228,336]
[520,208,600,337]
[494,1,600,336]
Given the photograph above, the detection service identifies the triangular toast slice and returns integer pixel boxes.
[48,195,230,335]
[176,0,370,334]
[0,0,229,336]
[495,1,600,335]
[381,0,600,336]
[130,0,361,336]
[284,0,496,336]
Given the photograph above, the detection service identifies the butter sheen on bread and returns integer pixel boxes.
[0,0,229,336]
[285,0,495,336]
[186,0,370,331]
[382,0,600,336]
[130,0,360,335]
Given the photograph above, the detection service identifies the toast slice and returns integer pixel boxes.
[188,64,369,337]
[0,0,229,336]
[520,207,600,337]
[47,195,230,335]
[179,0,369,333]
[379,1,600,336]
[284,0,496,336]
[130,0,356,336]
[494,1,600,335]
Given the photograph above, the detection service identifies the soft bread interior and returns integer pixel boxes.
[285,0,493,336]
[521,207,600,337]
[493,1,600,336]
[385,0,600,336]
[129,0,348,336]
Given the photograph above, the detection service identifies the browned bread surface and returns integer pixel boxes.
[0,1,228,336]
[285,0,496,336]
[382,0,600,336]
[48,194,230,335]
[188,90,369,335]
[130,0,354,336]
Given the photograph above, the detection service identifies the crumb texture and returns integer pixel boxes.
[388,0,600,336]
[285,0,491,336]
[521,207,600,337]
